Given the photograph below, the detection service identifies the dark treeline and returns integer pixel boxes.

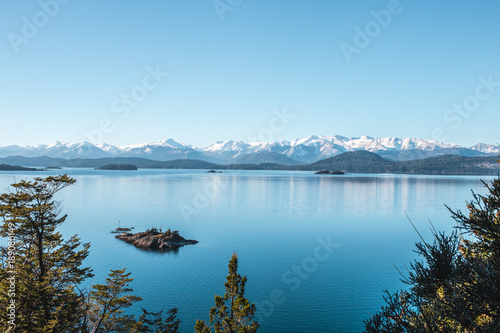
[0,164,40,171]
[97,164,138,170]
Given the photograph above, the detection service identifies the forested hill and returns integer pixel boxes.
[300,151,499,175]
[0,151,498,175]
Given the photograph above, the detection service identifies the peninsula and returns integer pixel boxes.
[0,164,42,171]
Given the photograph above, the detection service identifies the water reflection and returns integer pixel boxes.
[0,169,494,333]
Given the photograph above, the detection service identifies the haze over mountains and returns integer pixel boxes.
[0,135,498,165]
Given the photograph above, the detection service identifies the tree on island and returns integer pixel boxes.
[195,253,260,333]
[0,175,180,332]
[364,174,500,332]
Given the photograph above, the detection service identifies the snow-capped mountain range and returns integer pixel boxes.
[0,135,498,165]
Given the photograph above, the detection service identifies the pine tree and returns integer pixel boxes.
[0,175,93,332]
[195,253,259,333]
[364,175,500,332]
[84,268,143,332]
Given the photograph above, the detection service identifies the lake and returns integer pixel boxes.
[0,169,495,332]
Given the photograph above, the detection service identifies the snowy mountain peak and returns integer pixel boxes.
[153,138,193,149]
[47,141,66,148]
[204,140,250,153]
[470,143,500,154]
[0,136,497,163]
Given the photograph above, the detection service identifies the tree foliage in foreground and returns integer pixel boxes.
[195,253,259,333]
[365,176,500,332]
[0,175,180,332]
[0,175,91,332]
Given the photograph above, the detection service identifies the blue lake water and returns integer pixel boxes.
[0,169,495,332]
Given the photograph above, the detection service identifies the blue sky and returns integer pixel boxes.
[1,0,499,147]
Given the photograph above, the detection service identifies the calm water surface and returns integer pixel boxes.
[0,169,495,332]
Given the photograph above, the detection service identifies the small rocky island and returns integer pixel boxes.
[315,170,345,175]
[115,227,198,250]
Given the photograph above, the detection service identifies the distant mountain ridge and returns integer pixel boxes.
[0,135,498,164]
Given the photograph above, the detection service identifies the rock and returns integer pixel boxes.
[115,228,198,251]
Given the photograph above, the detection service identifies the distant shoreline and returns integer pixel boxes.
[0,151,498,175]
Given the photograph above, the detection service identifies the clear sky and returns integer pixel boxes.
[1,0,499,148]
